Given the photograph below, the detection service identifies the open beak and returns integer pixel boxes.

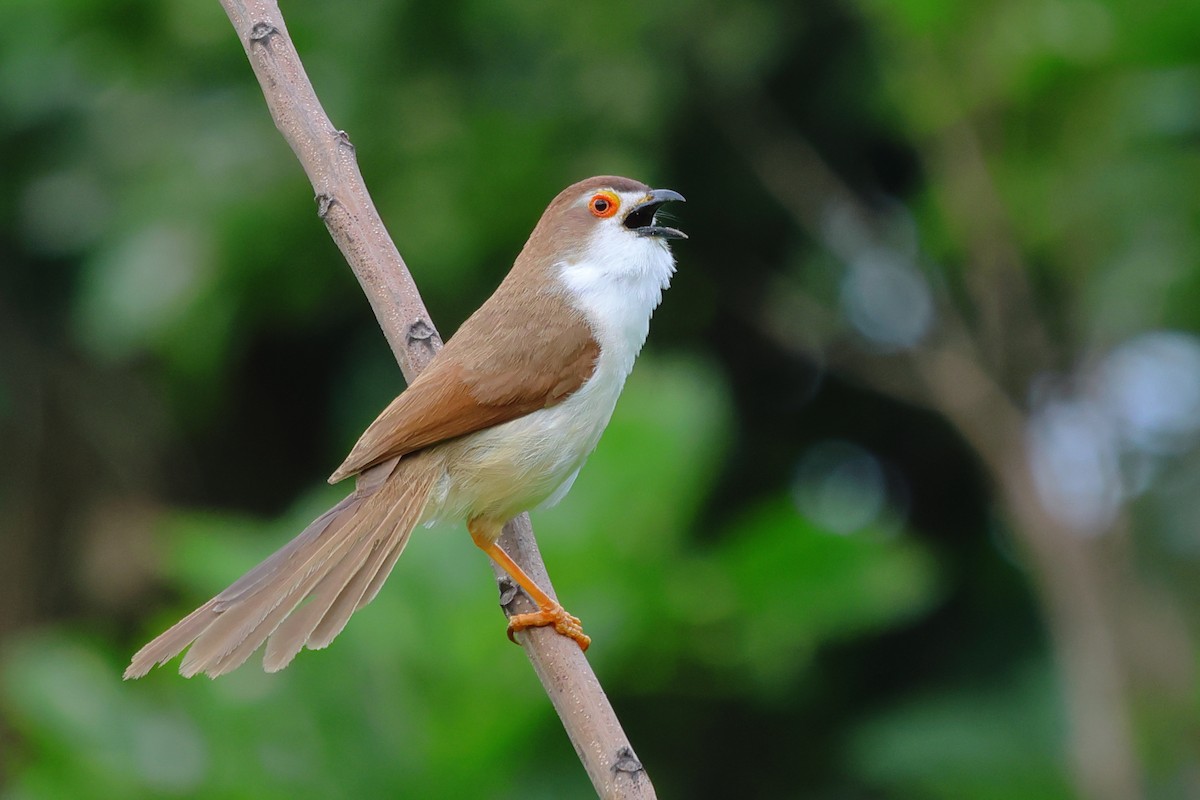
[624,188,687,240]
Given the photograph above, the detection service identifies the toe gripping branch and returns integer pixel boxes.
[470,523,591,652]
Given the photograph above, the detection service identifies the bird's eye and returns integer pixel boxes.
[588,192,620,218]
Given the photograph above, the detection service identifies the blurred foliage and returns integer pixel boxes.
[1,359,936,800]
[2,0,1199,798]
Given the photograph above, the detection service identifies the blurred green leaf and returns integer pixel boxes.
[851,661,1073,800]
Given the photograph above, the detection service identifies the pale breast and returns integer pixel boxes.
[422,366,625,523]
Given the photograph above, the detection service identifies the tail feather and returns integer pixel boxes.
[208,460,399,612]
[303,474,428,650]
[312,522,408,648]
[260,529,384,670]
[356,524,417,611]
[124,456,435,680]
[182,510,368,678]
[262,536,384,668]
[262,469,434,671]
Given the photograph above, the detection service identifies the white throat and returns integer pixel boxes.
[559,233,677,380]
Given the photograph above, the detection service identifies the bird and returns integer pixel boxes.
[125,175,686,679]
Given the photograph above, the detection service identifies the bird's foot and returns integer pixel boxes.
[507,604,591,651]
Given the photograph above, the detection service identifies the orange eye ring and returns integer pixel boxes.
[588,191,620,219]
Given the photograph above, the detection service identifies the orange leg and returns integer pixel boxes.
[468,520,590,652]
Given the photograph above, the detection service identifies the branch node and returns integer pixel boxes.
[406,319,438,350]
[315,193,336,219]
[334,129,355,152]
[248,21,278,45]
[613,746,645,777]
[496,575,520,608]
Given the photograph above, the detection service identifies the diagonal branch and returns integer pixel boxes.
[215,2,655,797]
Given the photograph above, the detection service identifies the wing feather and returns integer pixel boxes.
[330,288,598,482]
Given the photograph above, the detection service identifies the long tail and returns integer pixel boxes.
[125,454,438,679]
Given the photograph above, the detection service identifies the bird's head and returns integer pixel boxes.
[571,176,686,244]
[575,180,687,243]
[523,176,687,270]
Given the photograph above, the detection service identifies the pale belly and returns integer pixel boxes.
[421,373,624,525]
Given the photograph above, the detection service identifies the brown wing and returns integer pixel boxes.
[328,284,599,483]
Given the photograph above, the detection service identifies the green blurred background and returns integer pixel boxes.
[2,0,1198,797]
